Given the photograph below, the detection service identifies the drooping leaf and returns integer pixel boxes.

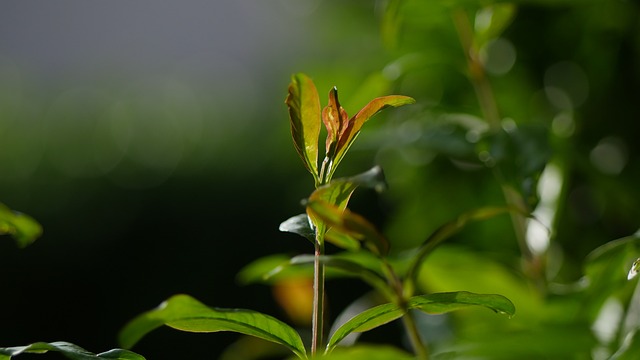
[286,73,321,185]
[0,342,144,360]
[329,95,414,180]
[326,291,514,353]
[0,203,43,248]
[279,214,315,244]
[119,294,307,359]
[306,200,389,255]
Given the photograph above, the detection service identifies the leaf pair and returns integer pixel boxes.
[286,73,414,186]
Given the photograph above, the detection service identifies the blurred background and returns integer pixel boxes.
[1,0,639,359]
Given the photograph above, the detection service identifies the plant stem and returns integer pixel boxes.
[311,233,325,356]
[402,310,429,360]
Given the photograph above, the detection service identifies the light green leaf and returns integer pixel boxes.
[329,95,414,180]
[236,254,306,285]
[0,342,144,360]
[309,166,387,213]
[326,291,514,352]
[318,344,414,360]
[408,291,515,317]
[286,73,321,185]
[325,303,404,353]
[0,203,43,248]
[405,206,518,290]
[119,294,307,359]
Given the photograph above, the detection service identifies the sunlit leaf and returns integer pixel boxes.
[0,342,144,360]
[325,302,404,352]
[309,166,387,212]
[329,95,414,180]
[119,294,307,359]
[0,203,43,248]
[326,291,514,353]
[286,73,321,185]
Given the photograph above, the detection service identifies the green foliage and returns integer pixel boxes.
[0,342,144,360]
[0,203,42,248]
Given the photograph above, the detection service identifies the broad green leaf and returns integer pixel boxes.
[286,73,321,185]
[405,206,518,291]
[408,291,515,317]
[0,203,42,248]
[329,95,414,180]
[119,294,307,359]
[326,291,514,352]
[0,342,144,360]
[325,303,404,352]
[279,214,315,244]
[306,200,389,255]
[318,344,414,360]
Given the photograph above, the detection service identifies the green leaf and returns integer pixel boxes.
[309,166,387,212]
[474,3,517,48]
[408,291,515,317]
[329,95,414,180]
[326,291,514,352]
[405,206,518,291]
[279,214,315,244]
[119,294,307,359]
[318,344,414,360]
[236,254,304,285]
[0,342,144,360]
[325,303,404,353]
[0,203,43,248]
[286,73,322,185]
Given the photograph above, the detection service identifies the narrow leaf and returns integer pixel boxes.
[322,87,349,159]
[325,303,404,352]
[0,342,144,360]
[330,95,414,179]
[286,73,321,185]
[408,291,516,317]
[0,203,43,248]
[119,294,307,359]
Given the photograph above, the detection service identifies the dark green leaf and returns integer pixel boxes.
[0,342,144,360]
[0,203,43,248]
[119,294,307,359]
[279,214,315,244]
